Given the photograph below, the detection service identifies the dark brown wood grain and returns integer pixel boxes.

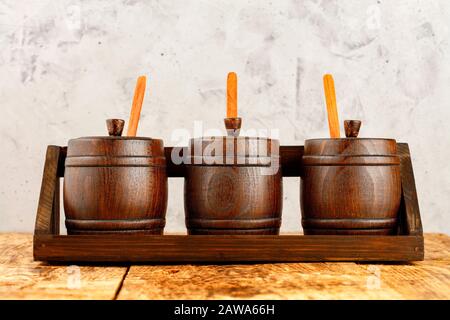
[397,143,423,235]
[106,119,125,136]
[57,147,67,178]
[63,137,168,234]
[35,146,62,235]
[344,120,362,138]
[280,145,303,177]
[33,234,423,262]
[184,136,282,235]
[165,146,186,177]
[185,166,282,235]
[301,138,401,235]
[33,143,424,262]
[224,117,242,130]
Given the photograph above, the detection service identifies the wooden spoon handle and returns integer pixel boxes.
[127,76,147,137]
[323,74,340,138]
[226,72,237,118]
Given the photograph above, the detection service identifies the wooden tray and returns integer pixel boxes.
[33,144,424,263]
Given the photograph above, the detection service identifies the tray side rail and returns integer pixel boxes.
[34,146,66,236]
[396,143,423,236]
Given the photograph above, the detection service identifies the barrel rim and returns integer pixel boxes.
[304,137,398,156]
[67,136,165,157]
[305,138,397,142]
[70,136,161,141]
[301,155,400,165]
[64,155,167,167]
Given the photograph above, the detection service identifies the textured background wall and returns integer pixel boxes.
[0,0,449,233]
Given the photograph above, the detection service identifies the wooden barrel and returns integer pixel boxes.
[184,136,282,235]
[301,138,401,235]
[63,136,168,234]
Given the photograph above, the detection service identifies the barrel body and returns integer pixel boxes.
[300,138,401,235]
[63,137,168,234]
[184,137,282,235]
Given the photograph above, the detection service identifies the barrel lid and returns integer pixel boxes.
[187,136,279,166]
[304,138,398,156]
[67,136,164,157]
[67,119,165,158]
[305,119,398,156]
[303,138,399,166]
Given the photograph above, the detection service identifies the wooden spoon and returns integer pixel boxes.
[127,75,147,136]
[226,72,237,118]
[323,74,340,138]
[225,72,241,137]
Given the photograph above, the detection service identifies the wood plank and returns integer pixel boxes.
[52,177,60,235]
[424,233,450,261]
[57,146,67,178]
[280,145,303,177]
[35,146,62,235]
[397,143,423,235]
[33,234,424,262]
[118,263,403,299]
[354,234,450,299]
[0,233,128,300]
[165,146,186,177]
[117,233,450,300]
[1,233,448,299]
[364,263,450,299]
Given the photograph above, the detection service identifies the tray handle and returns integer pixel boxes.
[397,143,423,236]
[34,146,66,235]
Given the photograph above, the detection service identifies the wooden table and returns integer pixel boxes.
[1,233,449,300]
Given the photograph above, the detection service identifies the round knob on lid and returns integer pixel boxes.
[106,119,125,137]
[344,120,361,138]
[224,117,242,137]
